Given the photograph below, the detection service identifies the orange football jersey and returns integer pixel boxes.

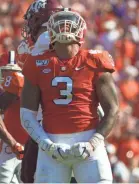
[2,71,28,144]
[23,49,115,134]
[2,72,24,96]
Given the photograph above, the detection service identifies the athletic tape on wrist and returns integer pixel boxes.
[90,133,104,150]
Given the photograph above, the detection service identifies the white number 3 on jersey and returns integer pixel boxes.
[52,77,73,105]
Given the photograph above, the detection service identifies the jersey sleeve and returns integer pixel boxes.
[2,72,24,96]
[22,55,39,85]
[86,50,115,73]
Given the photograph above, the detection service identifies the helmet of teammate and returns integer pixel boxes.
[22,0,62,42]
[0,51,21,83]
[47,8,87,45]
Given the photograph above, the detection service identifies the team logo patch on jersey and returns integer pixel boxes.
[42,68,51,74]
[36,60,49,67]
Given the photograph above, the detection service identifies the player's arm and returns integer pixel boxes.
[0,91,18,112]
[0,114,23,159]
[87,51,119,148]
[20,54,51,145]
[0,90,24,158]
[21,77,40,111]
[0,88,19,148]
[95,72,119,137]
[71,72,119,159]
[0,114,16,147]
[89,72,119,149]
[20,77,53,148]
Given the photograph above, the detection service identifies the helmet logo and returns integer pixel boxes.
[34,0,47,12]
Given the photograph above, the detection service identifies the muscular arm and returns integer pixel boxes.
[0,115,16,147]
[95,72,119,138]
[21,77,40,111]
[20,78,51,145]
[0,91,18,146]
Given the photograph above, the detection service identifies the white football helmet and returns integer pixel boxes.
[47,8,87,44]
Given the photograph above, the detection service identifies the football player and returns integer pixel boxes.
[20,8,119,183]
[0,51,28,183]
[21,8,118,183]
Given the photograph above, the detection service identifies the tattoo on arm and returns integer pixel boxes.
[96,72,119,138]
[0,115,16,147]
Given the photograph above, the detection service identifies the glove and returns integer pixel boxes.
[71,133,104,160]
[70,142,93,160]
[12,142,24,160]
[39,139,71,162]
[50,143,71,162]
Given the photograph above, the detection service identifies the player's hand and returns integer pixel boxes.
[12,142,24,160]
[71,133,104,160]
[50,143,71,162]
[70,142,93,160]
[39,139,71,162]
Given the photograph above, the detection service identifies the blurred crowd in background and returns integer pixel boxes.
[0,0,139,183]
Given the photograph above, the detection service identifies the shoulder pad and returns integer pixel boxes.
[86,50,115,73]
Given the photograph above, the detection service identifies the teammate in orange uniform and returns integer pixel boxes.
[20,8,119,183]
[0,51,28,183]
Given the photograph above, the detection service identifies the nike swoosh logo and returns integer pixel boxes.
[75,66,85,71]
